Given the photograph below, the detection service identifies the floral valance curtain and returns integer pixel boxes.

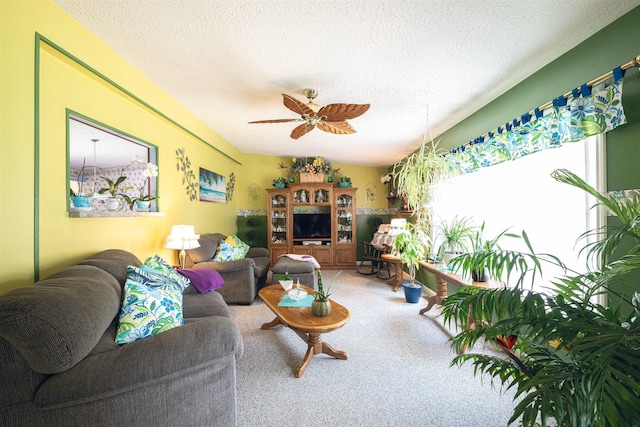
[446,79,626,175]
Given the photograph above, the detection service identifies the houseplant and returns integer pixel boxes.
[392,137,450,229]
[435,216,476,267]
[441,168,640,427]
[272,177,287,189]
[337,176,352,188]
[70,158,93,209]
[129,161,159,211]
[312,270,341,316]
[393,222,429,303]
[448,222,522,282]
[98,176,131,211]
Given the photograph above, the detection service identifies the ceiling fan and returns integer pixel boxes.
[248,89,370,139]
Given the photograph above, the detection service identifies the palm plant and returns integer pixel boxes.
[441,168,640,427]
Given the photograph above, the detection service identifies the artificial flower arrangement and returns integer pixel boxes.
[282,156,333,175]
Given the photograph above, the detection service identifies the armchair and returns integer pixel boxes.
[184,233,270,304]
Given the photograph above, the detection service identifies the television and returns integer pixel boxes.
[293,213,332,239]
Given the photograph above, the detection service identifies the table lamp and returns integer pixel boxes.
[165,224,200,269]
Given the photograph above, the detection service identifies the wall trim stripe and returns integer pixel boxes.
[33,33,41,281]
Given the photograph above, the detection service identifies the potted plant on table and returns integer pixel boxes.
[312,270,341,316]
[435,216,476,268]
[393,223,429,303]
[448,222,522,282]
[441,168,640,427]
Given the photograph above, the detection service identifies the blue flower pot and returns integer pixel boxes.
[71,196,92,208]
[135,200,151,212]
[402,281,423,303]
[274,183,286,189]
[338,182,350,188]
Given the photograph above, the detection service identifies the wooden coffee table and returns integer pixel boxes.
[258,284,350,378]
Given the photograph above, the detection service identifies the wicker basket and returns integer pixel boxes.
[299,173,325,183]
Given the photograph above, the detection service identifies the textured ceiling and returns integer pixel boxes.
[53,0,640,167]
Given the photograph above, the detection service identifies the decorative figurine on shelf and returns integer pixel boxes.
[300,191,307,203]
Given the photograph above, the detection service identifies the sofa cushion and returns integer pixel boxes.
[213,241,248,262]
[143,254,191,291]
[115,279,183,344]
[178,268,224,293]
[77,249,142,287]
[187,234,225,264]
[0,265,121,374]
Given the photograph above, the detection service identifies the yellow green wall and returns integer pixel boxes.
[0,0,388,295]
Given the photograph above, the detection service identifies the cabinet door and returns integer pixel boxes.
[270,193,288,245]
[335,193,354,244]
[313,246,332,265]
[334,247,355,267]
[292,188,311,204]
[270,247,289,266]
[292,246,313,256]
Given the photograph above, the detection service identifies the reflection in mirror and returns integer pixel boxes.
[68,113,158,214]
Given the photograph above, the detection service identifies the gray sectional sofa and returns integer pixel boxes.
[0,249,243,427]
[184,233,270,304]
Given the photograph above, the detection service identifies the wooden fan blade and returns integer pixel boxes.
[317,120,356,135]
[318,103,370,121]
[248,118,302,124]
[290,123,315,139]
[282,94,315,117]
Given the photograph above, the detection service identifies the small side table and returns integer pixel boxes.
[381,253,403,292]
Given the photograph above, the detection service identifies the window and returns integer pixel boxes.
[434,135,604,292]
[68,113,159,215]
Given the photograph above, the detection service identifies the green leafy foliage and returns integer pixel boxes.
[441,169,640,426]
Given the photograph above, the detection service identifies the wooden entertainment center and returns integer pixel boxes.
[266,183,357,268]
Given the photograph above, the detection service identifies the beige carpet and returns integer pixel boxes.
[229,270,517,427]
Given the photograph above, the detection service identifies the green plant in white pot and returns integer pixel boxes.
[448,222,522,282]
[435,216,476,268]
[393,223,429,303]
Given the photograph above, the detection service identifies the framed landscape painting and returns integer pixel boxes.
[199,167,226,203]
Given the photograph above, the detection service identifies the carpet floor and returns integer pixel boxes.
[229,270,518,427]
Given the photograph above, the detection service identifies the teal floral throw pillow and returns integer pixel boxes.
[127,265,187,291]
[142,254,191,291]
[226,234,250,253]
[115,279,183,345]
[213,241,247,262]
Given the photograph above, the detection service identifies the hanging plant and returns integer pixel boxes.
[392,137,450,230]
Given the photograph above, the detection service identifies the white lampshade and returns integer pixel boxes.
[165,225,200,268]
[165,225,200,250]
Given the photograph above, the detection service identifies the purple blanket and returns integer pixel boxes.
[178,268,224,293]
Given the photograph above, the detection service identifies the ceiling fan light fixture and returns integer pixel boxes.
[303,88,320,112]
[249,89,369,139]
